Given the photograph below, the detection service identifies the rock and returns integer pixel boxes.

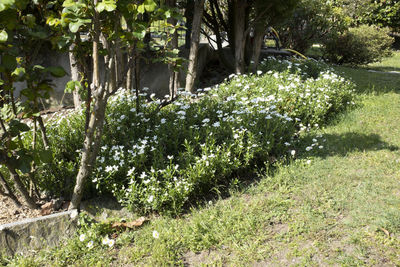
[52,198,64,211]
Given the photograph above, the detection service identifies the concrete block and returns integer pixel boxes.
[0,210,78,257]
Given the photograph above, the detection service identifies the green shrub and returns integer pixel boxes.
[278,0,348,53]
[323,25,394,65]
[258,57,330,80]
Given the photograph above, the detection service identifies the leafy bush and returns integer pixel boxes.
[278,0,348,53]
[258,57,330,80]
[33,59,355,215]
[323,25,394,65]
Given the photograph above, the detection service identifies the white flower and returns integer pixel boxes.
[87,240,94,249]
[79,234,86,242]
[102,236,115,248]
[306,159,311,165]
[160,118,166,124]
[102,236,110,245]
[257,70,262,75]
[147,195,154,203]
[319,145,324,149]
[202,118,210,123]
[153,230,159,239]
[212,122,220,127]
[306,146,312,151]
[290,150,296,156]
[127,167,136,176]
[167,155,174,160]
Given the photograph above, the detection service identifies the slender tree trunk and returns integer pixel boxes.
[126,65,133,91]
[69,0,106,210]
[37,116,50,149]
[134,54,140,112]
[6,161,38,209]
[69,45,82,110]
[234,0,247,74]
[250,28,264,73]
[185,0,205,93]
[69,99,107,210]
[166,0,178,99]
[0,172,22,207]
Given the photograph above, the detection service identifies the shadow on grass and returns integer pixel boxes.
[297,132,398,160]
[334,66,400,95]
[364,66,400,73]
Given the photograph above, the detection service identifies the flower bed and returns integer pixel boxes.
[38,58,356,215]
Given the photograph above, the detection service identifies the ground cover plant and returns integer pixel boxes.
[3,53,400,266]
[24,57,356,216]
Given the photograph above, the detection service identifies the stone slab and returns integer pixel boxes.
[0,210,78,257]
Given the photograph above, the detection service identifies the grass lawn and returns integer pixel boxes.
[7,54,400,266]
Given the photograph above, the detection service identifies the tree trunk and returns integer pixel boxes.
[0,172,22,207]
[6,162,38,209]
[69,98,107,210]
[166,0,178,99]
[234,0,247,74]
[69,0,106,210]
[37,115,50,149]
[250,28,264,73]
[69,46,82,110]
[185,0,205,93]
[184,0,194,49]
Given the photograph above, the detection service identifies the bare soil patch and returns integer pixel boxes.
[0,195,41,225]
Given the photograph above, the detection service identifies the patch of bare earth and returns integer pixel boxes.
[183,249,230,266]
[0,195,41,225]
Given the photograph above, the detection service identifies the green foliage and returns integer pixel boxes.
[0,1,68,202]
[323,25,394,65]
[278,0,348,53]
[258,57,330,80]
[359,0,400,31]
[36,59,355,215]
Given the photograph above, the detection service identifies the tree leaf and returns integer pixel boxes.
[0,0,15,12]
[46,66,67,77]
[9,120,30,136]
[69,21,83,33]
[137,4,145,14]
[95,2,105,12]
[11,67,25,77]
[144,0,157,12]
[65,80,82,93]
[0,30,8,42]
[16,154,33,174]
[33,64,45,71]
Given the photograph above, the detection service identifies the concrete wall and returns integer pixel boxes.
[14,44,212,107]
